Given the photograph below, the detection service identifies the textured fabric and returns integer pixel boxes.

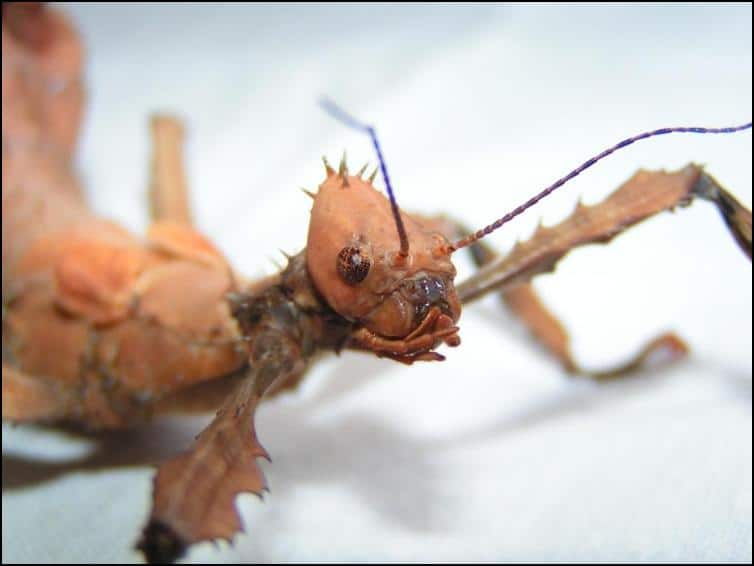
[2,4,751,563]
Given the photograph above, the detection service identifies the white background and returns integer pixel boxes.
[3,3,752,563]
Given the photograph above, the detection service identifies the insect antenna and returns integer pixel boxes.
[452,122,752,251]
[320,98,410,259]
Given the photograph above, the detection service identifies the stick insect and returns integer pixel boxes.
[4,3,750,560]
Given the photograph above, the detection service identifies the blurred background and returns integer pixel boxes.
[3,3,752,563]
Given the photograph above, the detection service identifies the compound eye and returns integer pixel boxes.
[336,246,371,285]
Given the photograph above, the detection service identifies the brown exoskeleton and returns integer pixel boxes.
[145,129,752,562]
[1,4,751,563]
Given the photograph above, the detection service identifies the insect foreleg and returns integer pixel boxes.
[136,251,353,563]
[416,213,687,379]
[137,332,307,563]
[452,164,751,378]
[457,164,750,303]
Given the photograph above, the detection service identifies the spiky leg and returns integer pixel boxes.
[450,164,750,379]
[416,216,688,380]
[135,255,340,563]
[458,165,750,302]
[137,347,306,563]
[137,370,268,563]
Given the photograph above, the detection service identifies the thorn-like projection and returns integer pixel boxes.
[338,152,350,187]
[279,249,293,261]
[300,187,316,199]
[357,162,369,178]
[368,166,378,184]
[322,156,334,176]
[338,151,348,177]
[575,197,589,213]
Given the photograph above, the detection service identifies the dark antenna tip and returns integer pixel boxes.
[452,122,752,251]
[320,97,410,257]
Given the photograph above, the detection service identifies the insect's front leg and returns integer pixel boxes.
[137,317,309,563]
[453,164,751,379]
[136,250,353,563]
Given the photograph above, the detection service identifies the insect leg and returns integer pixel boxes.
[137,319,309,563]
[417,215,686,379]
[148,115,193,224]
[138,368,270,563]
[144,115,236,269]
[452,164,750,379]
[457,164,750,302]
[496,266,690,380]
[499,284,688,380]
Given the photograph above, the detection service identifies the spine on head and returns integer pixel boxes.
[320,98,410,258]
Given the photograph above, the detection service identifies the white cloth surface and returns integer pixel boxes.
[2,3,752,563]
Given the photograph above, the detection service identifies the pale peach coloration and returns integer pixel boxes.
[306,164,461,341]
